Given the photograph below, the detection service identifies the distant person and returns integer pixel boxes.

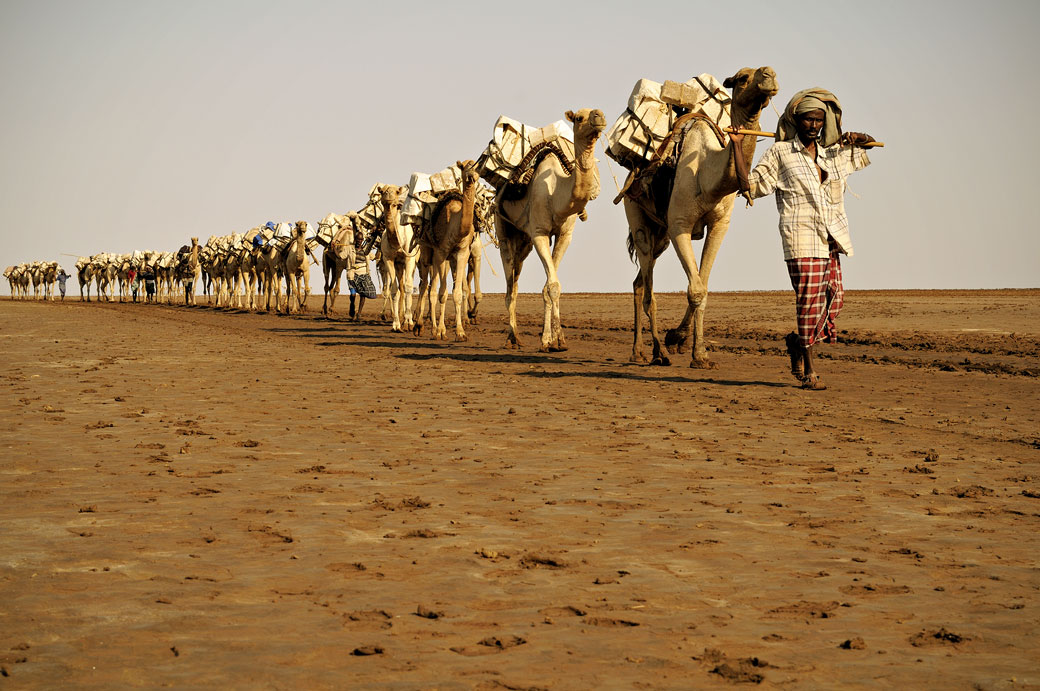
[142,265,156,302]
[127,267,138,302]
[56,269,69,300]
[731,88,876,391]
[131,267,142,302]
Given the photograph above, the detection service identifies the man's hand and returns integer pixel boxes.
[840,132,875,147]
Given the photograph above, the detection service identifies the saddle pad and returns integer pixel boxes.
[350,273,379,299]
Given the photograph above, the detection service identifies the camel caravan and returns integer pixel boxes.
[8,66,810,365]
[4,261,65,301]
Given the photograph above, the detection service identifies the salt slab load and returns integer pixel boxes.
[606,73,732,170]
[478,116,575,189]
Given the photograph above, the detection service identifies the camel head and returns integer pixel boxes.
[724,66,779,109]
[565,108,607,144]
[457,160,479,189]
[294,221,308,238]
[378,185,406,218]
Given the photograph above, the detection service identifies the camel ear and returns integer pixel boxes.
[457,160,465,169]
[723,73,750,89]
[565,110,576,122]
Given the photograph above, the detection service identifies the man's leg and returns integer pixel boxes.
[786,257,829,389]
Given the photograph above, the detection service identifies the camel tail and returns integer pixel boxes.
[626,231,637,263]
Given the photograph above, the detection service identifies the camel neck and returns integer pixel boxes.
[384,208,401,249]
[567,135,601,213]
[460,182,476,236]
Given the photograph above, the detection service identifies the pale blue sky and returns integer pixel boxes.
[2,0,1037,292]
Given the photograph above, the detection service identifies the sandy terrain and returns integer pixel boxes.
[2,290,1038,689]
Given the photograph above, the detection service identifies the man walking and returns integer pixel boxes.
[731,88,876,390]
[56,268,69,301]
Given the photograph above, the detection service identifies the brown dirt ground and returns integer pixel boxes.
[2,289,1039,689]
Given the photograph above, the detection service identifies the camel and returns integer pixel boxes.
[4,265,28,299]
[238,229,263,311]
[115,255,133,302]
[625,66,778,367]
[281,222,311,314]
[463,191,499,325]
[255,233,285,312]
[76,257,94,301]
[28,262,44,300]
[176,238,201,306]
[219,235,245,309]
[416,160,479,341]
[198,242,217,304]
[372,248,392,321]
[497,108,606,351]
[375,186,417,332]
[41,261,58,300]
[153,252,176,303]
[93,255,118,302]
[317,213,358,317]
[16,264,31,299]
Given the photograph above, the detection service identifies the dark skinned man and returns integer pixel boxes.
[731,88,875,390]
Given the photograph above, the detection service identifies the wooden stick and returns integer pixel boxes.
[724,127,884,147]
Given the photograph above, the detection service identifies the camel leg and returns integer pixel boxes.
[301,270,310,313]
[452,245,471,342]
[327,269,341,318]
[387,259,402,332]
[287,276,299,314]
[412,249,431,336]
[434,256,449,340]
[531,234,562,352]
[644,259,669,366]
[380,259,394,324]
[499,232,524,349]
[546,228,574,351]
[631,266,649,364]
[467,251,482,324]
[322,260,333,316]
[688,203,734,364]
[402,257,416,332]
[434,257,450,340]
[667,224,714,369]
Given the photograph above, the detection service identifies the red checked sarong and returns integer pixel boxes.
[785,243,844,347]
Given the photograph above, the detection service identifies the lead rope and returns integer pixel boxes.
[600,138,621,195]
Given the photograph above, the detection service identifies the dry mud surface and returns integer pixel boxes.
[2,290,1039,689]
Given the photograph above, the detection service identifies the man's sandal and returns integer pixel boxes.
[800,374,827,391]
[784,332,804,379]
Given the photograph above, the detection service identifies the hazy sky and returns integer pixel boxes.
[1,0,1037,294]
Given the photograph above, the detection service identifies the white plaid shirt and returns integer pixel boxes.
[747,139,870,259]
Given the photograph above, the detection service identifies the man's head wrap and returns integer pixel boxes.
[776,88,843,147]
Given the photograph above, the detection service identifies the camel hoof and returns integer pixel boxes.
[630,352,649,364]
[548,344,568,352]
[689,358,718,370]
[664,329,688,354]
[651,355,671,366]
[455,334,468,343]
[413,324,423,336]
